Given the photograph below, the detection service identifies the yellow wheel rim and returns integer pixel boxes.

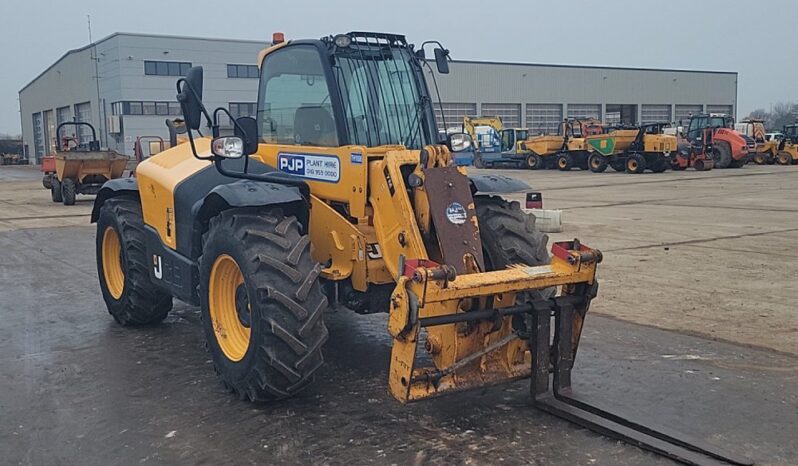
[559,158,566,168]
[629,160,638,170]
[102,227,125,299]
[591,157,600,168]
[209,254,251,362]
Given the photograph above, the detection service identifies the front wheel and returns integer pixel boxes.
[626,153,646,174]
[556,153,573,171]
[712,141,733,168]
[588,153,608,173]
[51,177,62,203]
[62,178,76,205]
[776,151,792,165]
[752,152,767,165]
[475,196,551,302]
[525,153,542,170]
[199,208,329,402]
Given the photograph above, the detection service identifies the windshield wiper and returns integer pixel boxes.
[403,95,429,148]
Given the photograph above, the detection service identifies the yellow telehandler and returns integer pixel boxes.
[91,31,749,466]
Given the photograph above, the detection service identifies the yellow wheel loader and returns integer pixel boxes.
[91,31,749,465]
[738,119,778,165]
[776,124,798,165]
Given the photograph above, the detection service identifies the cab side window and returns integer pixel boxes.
[257,45,339,147]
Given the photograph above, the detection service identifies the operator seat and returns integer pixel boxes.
[294,106,338,147]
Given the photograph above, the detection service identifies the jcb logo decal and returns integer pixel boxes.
[153,255,163,279]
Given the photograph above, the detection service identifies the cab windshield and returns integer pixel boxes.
[332,43,434,149]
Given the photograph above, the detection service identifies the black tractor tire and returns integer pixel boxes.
[588,153,608,173]
[728,158,747,168]
[712,141,733,168]
[199,208,328,402]
[475,196,551,302]
[61,178,77,205]
[96,197,172,325]
[51,177,63,203]
[473,155,485,169]
[556,153,573,171]
[525,153,542,170]
[776,151,792,166]
[42,174,53,190]
[650,157,668,173]
[626,153,646,174]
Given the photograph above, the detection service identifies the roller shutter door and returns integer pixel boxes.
[641,105,672,124]
[567,104,601,120]
[481,103,521,128]
[706,105,733,116]
[674,105,703,122]
[434,103,477,130]
[526,104,562,135]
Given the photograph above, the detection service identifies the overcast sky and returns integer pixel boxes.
[2,0,796,135]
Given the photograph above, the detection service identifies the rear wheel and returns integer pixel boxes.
[776,151,792,165]
[752,152,767,165]
[626,153,646,174]
[475,196,551,302]
[650,157,668,173]
[525,153,542,170]
[51,178,62,202]
[588,153,608,173]
[96,197,172,325]
[199,208,328,401]
[556,153,573,171]
[712,141,732,168]
[62,178,76,205]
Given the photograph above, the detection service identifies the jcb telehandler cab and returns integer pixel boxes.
[91,31,749,466]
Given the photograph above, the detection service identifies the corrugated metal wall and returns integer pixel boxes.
[427,61,737,130]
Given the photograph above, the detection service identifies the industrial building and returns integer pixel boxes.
[19,32,738,163]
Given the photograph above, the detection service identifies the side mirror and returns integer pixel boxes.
[434,48,449,74]
[177,66,205,130]
[447,133,471,152]
[234,116,259,155]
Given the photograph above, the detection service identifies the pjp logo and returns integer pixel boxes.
[279,155,305,175]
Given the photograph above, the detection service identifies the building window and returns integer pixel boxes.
[144,60,191,76]
[227,64,259,79]
[229,102,258,119]
[56,106,71,125]
[74,102,93,144]
[112,101,182,116]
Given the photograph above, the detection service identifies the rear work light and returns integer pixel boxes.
[526,192,543,209]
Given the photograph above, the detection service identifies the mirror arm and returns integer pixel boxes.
[185,124,213,161]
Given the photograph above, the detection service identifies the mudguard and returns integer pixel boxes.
[90,177,139,223]
[468,174,531,195]
[193,179,309,240]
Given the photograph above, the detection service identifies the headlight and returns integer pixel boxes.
[334,34,352,48]
[211,137,244,159]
